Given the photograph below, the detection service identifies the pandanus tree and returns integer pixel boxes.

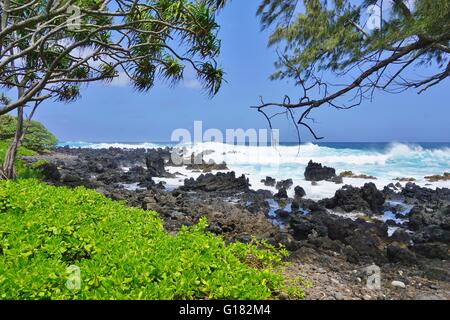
[0,0,227,179]
[254,0,450,141]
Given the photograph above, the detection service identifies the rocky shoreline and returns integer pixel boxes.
[23,147,450,300]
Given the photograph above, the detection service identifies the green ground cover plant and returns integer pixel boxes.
[0,179,304,300]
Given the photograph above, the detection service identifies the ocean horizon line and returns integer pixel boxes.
[58,140,450,145]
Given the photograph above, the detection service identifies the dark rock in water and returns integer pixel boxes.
[339,171,377,180]
[395,213,406,220]
[274,187,288,199]
[394,177,416,182]
[383,183,398,196]
[121,166,150,184]
[185,154,228,172]
[294,186,306,199]
[143,181,161,190]
[386,183,397,190]
[321,185,366,212]
[181,171,249,193]
[291,199,300,212]
[255,189,273,198]
[261,176,276,187]
[145,150,167,177]
[390,229,412,244]
[275,209,289,219]
[329,176,343,184]
[35,162,61,182]
[129,165,146,175]
[425,172,450,182]
[304,160,336,182]
[322,183,385,214]
[276,179,293,190]
[240,190,272,214]
[96,171,122,184]
[384,219,399,227]
[409,205,450,231]
[387,243,418,264]
[413,243,449,260]
[361,183,386,213]
[402,183,450,204]
[300,199,327,214]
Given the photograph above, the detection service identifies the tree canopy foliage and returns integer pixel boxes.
[0,0,227,116]
[255,0,450,140]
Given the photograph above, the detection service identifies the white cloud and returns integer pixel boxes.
[110,71,130,87]
[183,79,202,90]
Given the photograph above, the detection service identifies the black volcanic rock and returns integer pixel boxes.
[387,243,418,264]
[294,186,306,199]
[276,179,293,190]
[34,162,61,182]
[360,182,386,213]
[181,171,250,193]
[289,211,388,264]
[145,150,167,177]
[402,183,450,204]
[413,243,449,260]
[261,176,276,187]
[409,205,450,231]
[322,183,385,214]
[274,187,288,199]
[304,160,336,182]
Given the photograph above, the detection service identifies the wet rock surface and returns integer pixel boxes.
[181,171,250,192]
[304,160,337,182]
[261,176,276,187]
[184,153,228,172]
[321,183,386,214]
[276,179,294,190]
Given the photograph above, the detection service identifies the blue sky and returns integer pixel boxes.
[34,0,450,143]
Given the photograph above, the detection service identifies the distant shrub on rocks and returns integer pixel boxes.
[0,115,57,152]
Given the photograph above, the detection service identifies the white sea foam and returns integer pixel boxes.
[61,141,450,200]
[175,141,450,200]
[59,141,162,150]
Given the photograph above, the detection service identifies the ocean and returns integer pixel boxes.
[58,141,450,200]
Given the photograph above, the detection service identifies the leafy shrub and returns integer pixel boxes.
[0,180,303,300]
[0,115,57,152]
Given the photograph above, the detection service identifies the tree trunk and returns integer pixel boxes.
[1,106,24,180]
